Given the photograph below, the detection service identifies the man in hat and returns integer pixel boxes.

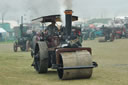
[45,21,58,36]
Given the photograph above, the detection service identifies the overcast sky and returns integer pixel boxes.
[0,0,128,22]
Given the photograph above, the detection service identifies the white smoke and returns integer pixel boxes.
[26,0,60,19]
[57,0,73,26]
[0,0,128,21]
[25,0,73,24]
[63,0,72,10]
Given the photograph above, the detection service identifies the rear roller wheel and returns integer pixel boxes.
[34,52,48,73]
[34,43,48,73]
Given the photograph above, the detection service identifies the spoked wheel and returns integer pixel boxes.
[34,48,48,73]
[13,42,18,52]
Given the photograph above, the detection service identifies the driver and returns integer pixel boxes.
[45,21,58,36]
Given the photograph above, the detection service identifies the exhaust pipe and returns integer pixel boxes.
[64,10,73,37]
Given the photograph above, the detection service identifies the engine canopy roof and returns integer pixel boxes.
[32,15,78,23]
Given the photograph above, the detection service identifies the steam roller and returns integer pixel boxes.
[31,10,98,80]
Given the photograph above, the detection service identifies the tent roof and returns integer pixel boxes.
[0,23,12,32]
[0,28,6,33]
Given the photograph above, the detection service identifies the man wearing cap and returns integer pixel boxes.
[45,21,58,36]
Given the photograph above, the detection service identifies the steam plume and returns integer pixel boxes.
[58,0,73,26]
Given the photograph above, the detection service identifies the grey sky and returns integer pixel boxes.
[0,0,128,21]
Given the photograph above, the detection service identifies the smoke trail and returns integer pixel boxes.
[63,0,72,10]
[0,1,10,18]
[25,0,73,23]
[58,0,73,26]
[25,0,44,18]
[26,0,60,19]
[58,0,73,10]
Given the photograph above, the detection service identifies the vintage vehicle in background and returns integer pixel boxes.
[110,17,128,39]
[13,19,34,52]
[98,25,115,42]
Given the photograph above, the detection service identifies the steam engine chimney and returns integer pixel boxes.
[20,16,24,37]
[64,10,73,37]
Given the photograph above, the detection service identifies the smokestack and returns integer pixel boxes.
[64,10,72,36]
[20,16,24,37]
[2,14,4,24]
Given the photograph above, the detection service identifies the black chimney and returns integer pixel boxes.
[65,10,73,37]
[20,16,24,37]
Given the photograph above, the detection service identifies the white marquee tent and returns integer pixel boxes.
[0,28,6,33]
[0,28,9,41]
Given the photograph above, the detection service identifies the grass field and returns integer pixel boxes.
[0,39,128,85]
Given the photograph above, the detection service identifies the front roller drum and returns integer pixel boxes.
[57,50,93,80]
[98,37,106,42]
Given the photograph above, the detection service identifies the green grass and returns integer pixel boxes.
[0,39,128,85]
[0,41,14,44]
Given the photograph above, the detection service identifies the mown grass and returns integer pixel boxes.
[0,41,14,44]
[0,39,128,85]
